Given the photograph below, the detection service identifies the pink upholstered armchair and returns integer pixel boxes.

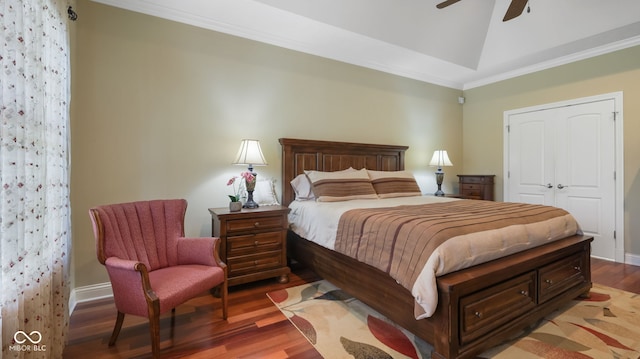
[89,199,228,358]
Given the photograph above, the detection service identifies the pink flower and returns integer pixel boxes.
[240,171,255,183]
[227,176,240,202]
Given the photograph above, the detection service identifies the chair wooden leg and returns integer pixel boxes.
[170,308,176,341]
[221,280,228,320]
[109,311,125,346]
[149,309,161,359]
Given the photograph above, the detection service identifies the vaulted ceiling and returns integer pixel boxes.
[92,0,640,89]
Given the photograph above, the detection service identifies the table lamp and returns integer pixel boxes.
[232,139,267,208]
[429,150,453,196]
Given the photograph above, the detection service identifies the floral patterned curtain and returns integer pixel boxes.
[1,0,72,357]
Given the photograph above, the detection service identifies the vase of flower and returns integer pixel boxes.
[229,201,242,212]
[227,176,242,212]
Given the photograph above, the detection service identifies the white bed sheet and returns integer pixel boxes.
[288,196,582,319]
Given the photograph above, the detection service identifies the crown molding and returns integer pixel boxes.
[90,0,640,91]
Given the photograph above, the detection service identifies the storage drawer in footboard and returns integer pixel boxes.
[538,252,588,304]
[459,271,536,345]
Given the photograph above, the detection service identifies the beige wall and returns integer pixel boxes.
[70,1,463,288]
[462,45,640,257]
[72,1,639,292]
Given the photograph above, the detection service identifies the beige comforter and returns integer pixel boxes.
[334,200,581,318]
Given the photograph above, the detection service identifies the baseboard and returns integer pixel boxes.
[69,282,113,314]
[625,252,640,267]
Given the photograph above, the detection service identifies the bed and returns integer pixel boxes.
[279,138,593,359]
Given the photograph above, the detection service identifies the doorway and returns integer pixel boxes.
[504,92,624,261]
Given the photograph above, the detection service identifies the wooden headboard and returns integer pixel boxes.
[279,138,409,206]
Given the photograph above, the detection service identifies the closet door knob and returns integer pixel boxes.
[557,184,568,189]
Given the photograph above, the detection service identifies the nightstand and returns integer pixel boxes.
[457,175,495,201]
[209,205,290,286]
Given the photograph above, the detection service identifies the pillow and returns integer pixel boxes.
[291,174,315,201]
[253,178,280,206]
[367,170,422,198]
[305,168,378,202]
[291,168,355,201]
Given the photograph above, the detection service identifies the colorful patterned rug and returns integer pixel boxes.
[267,280,640,359]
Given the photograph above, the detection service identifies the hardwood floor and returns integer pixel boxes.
[64,258,640,359]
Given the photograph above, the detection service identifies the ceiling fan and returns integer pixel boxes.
[436,0,530,22]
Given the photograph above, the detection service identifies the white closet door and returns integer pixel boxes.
[506,99,616,260]
[553,101,616,260]
[506,108,556,206]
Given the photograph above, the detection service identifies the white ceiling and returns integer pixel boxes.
[92,0,640,90]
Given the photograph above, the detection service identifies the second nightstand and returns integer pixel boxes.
[209,205,290,286]
[457,175,495,201]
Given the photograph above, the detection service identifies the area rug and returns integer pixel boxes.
[267,280,640,359]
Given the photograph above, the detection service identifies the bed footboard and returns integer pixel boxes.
[288,231,592,359]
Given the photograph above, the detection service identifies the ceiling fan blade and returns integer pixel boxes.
[436,0,462,9]
[503,0,528,21]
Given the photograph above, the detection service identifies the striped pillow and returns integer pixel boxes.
[367,170,421,198]
[305,168,378,202]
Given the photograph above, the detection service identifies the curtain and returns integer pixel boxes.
[1,0,72,357]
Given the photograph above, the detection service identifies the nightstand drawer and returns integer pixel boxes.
[461,184,482,191]
[461,184,482,198]
[227,231,283,256]
[227,251,284,277]
[226,216,284,233]
[460,176,487,184]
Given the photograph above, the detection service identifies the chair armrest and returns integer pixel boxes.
[104,257,152,291]
[105,257,142,271]
[104,257,158,316]
[177,237,222,267]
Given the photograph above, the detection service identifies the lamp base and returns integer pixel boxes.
[243,190,259,209]
[434,171,445,197]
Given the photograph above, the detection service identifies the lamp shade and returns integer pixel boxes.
[232,139,268,167]
[429,150,453,169]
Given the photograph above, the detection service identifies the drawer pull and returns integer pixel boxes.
[520,290,529,296]
[574,266,581,271]
[545,279,554,285]
[254,241,259,246]
[474,311,482,318]
[254,222,260,227]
